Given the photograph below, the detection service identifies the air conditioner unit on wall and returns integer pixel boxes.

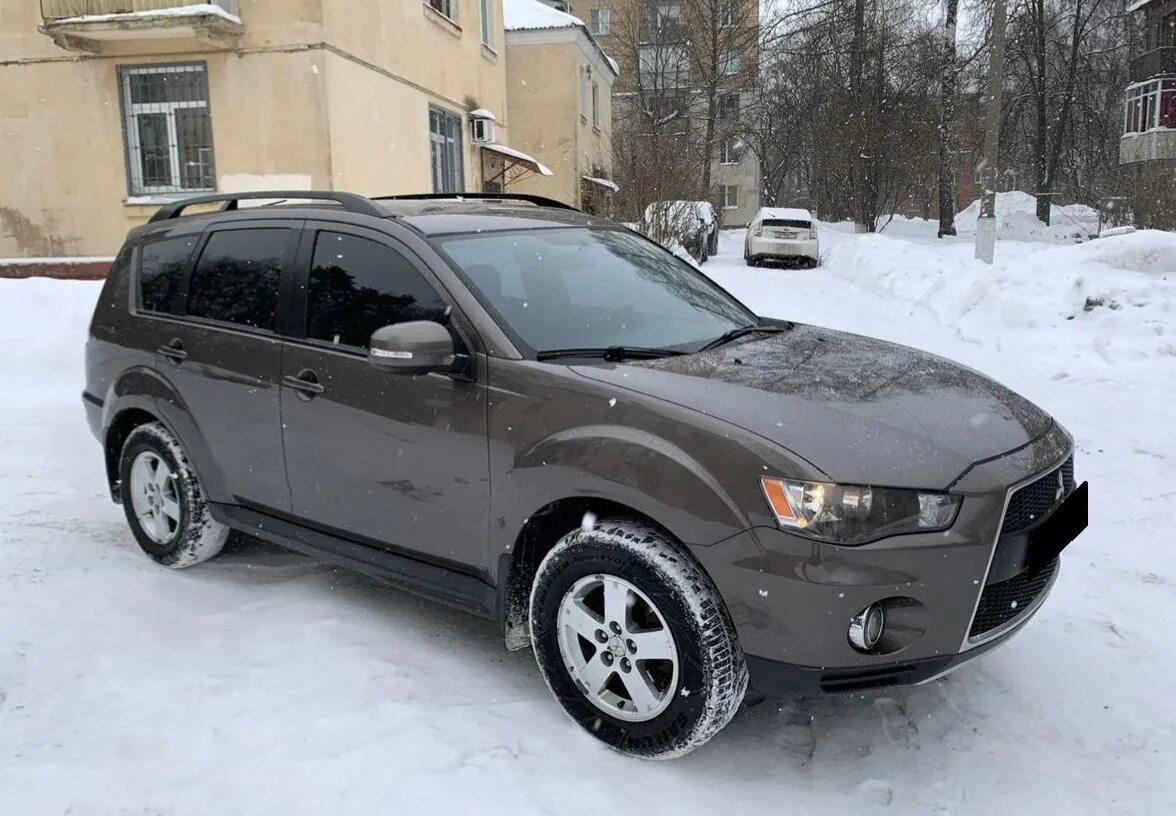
[471,117,496,144]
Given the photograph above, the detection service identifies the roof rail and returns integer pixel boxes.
[374,193,580,212]
[148,191,386,223]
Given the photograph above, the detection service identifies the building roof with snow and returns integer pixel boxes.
[503,0,619,77]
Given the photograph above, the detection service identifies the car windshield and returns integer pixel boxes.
[438,228,754,355]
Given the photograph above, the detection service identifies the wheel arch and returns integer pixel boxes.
[103,407,163,502]
[498,496,697,651]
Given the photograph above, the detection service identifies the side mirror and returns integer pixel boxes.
[368,321,455,375]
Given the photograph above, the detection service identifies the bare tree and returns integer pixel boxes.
[937,0,961,236]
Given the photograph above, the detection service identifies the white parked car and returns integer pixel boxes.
[745,207,820,268]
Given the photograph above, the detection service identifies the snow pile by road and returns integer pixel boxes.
[822,227,1176,364]
[953,191,1099,242]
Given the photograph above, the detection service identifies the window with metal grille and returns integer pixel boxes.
[119,63,215,196]
[429,106,465,194]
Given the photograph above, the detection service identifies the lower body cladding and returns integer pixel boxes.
[748,236,820,264]
[691,445,1078,696]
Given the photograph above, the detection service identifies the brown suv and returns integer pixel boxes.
[84,191,1087,758]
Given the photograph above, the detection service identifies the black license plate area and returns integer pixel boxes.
[1027,481,1088,574]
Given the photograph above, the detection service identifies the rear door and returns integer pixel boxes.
[154,219,298,512]
[278,221,489,571]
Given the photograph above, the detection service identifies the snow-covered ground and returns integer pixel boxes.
[2,220,1175,815]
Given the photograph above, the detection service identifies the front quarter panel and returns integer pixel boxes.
[487,359,825,561]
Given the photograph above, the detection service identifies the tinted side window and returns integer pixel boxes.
[306,232,447,348]
[186,228,288,331]
[139,236,197,313]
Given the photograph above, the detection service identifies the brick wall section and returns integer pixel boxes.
[0,259,113,280]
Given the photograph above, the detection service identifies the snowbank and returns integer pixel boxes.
[954,191,1098,243]
[822,228,1176,365]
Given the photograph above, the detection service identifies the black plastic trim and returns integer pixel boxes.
[210,503,497,619]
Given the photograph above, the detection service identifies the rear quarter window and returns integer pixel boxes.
[138,236,198,313]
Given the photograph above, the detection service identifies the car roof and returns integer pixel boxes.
[129,197,613,242]
[757,207,813,221]
[379,199,613,236]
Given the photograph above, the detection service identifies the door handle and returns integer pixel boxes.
[158,338,187,365]
[283,369,324,399]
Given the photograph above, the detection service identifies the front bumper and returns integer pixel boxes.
[690,423,1076,695]
[744,601,1047,695]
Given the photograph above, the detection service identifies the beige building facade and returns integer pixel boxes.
[0,0,611,265]
[503,6,617,213]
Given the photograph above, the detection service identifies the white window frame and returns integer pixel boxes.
[480,0,494,47]
[426,0,457,23]
[639,44,690,86]
[651,2,682,29]
[592,82,600,127]
[721,49,742,75]
[429,105,465,194]
[120,63,215,197]
[1123,78,1175,134]
[718,1,736,27]
[590,8,611,35]
[720,136,740,165]
[722,184,739,210]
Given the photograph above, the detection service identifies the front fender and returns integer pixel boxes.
[505,423,750,548]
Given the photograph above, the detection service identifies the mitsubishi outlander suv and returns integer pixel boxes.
[84,191,1087,759]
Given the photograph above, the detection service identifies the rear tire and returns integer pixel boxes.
[530,519,747,759]
[118,421,228,569]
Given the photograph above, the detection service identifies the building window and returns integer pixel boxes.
[430,106,465,194]
[592,83,601,126]
[718,1,737,26]
[590,8,610,35]
[481,0,494,47]
[719,92,740,121]
[720,136,741,165]
[426,0,457,22]
[1123,78,1176,134]
[722,185,739,209]
[721,50,742,75]
[639,44,690,86]
[650,2,682,29]
[119,63,214,196]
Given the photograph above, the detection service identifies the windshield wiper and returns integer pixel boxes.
[698,323,789,353]
[536,346,688,363]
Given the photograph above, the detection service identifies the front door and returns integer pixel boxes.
[279,222,489,572]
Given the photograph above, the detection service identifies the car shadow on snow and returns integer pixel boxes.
[199,534,985,771]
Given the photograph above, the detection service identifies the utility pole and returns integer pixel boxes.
[975,0,1007,264]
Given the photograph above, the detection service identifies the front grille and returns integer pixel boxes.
[1001,457,1074,534]
[969,559,1058,639]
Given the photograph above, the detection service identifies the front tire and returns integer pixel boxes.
[530,519,747,759]
[118,421,228,569]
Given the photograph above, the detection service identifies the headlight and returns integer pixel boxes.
[760,477,960,546]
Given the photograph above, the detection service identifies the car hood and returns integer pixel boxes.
[573,324,1053,489]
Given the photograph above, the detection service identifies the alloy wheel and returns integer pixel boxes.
[128,451,181,545]
[556,574,679,722]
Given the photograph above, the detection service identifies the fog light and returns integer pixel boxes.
[848,603,885,652]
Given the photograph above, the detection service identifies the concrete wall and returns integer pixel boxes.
[505,34,613,209]
[0,0,512,259]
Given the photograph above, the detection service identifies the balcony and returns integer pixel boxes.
[39,1,243,53]
[1121,77,1176,164]
[1130,46,1176,82]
